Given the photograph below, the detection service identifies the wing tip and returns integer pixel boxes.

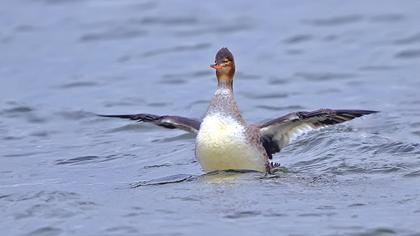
[96,114,135,119]
[360,109,379,114]
[336,109,379,116]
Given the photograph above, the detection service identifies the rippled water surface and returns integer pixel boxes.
[1,0,420,235]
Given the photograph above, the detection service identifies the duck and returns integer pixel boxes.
[99,47,377,174]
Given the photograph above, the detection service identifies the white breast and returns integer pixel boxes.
[195,114,266,172]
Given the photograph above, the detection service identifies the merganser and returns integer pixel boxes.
[99,48,377,173]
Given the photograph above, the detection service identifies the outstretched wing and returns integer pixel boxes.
[259,109,378,158]
[98,113,201,134]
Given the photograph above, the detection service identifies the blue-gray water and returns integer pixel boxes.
[1,0,420,235]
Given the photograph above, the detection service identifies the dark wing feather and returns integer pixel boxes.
[98,113,201,134]
[259,109,378,158]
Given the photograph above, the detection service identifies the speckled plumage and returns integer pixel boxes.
[196,85,269,173]
[196,49,270,173]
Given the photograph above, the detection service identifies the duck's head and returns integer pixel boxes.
[210,48,235,84]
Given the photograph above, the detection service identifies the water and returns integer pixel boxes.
[1,0,420,235]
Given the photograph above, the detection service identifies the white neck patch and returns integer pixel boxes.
[215,88,231,96]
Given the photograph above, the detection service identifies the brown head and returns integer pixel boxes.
[210,48,235,87]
